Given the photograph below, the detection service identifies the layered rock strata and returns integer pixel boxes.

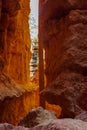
[40,0,87,117]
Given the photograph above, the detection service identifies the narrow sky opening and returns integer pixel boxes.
[30,0,39,39]
[30,0,39,25]
[29,0,39,78]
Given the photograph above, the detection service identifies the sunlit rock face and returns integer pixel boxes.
[0,0,30,84]
[0,73,39,126]
[0,0,39,125]
[6,0,30,85]
[40,0,87,117]
[0,88,39,125]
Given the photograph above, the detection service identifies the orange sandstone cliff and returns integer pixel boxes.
[0,0,39,125]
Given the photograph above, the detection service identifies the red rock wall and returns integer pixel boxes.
[40,0,87,117]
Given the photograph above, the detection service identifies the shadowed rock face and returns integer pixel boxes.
[41,72,87,117]
[40,0,87,25]
[40,0,87,117]
[2,0,20,17]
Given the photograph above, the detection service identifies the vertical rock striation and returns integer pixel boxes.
[6,0,30,85]
[0,0,30,85]
[0,0,39,125]
[40,0,87,117]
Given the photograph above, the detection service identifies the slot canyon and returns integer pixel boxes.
[0,0,87,130]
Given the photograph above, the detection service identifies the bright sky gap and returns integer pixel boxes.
[29,0,39,39]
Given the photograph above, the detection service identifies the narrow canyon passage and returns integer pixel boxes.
[0,0,61,125]
[0,0,87,128]
[29,0,61,116]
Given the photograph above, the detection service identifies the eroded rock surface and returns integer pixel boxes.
[34,119,87,130]
[19,107,57,128]
[0,73,24,100]
[40,0,87,117]
[0,0,39,125]
[1,119,87,130]
[75,111,87,122]
[0,73,39,125]
[0,0,30,85]
[41,72,87,117]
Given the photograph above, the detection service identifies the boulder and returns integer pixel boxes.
[19,107,57,128]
